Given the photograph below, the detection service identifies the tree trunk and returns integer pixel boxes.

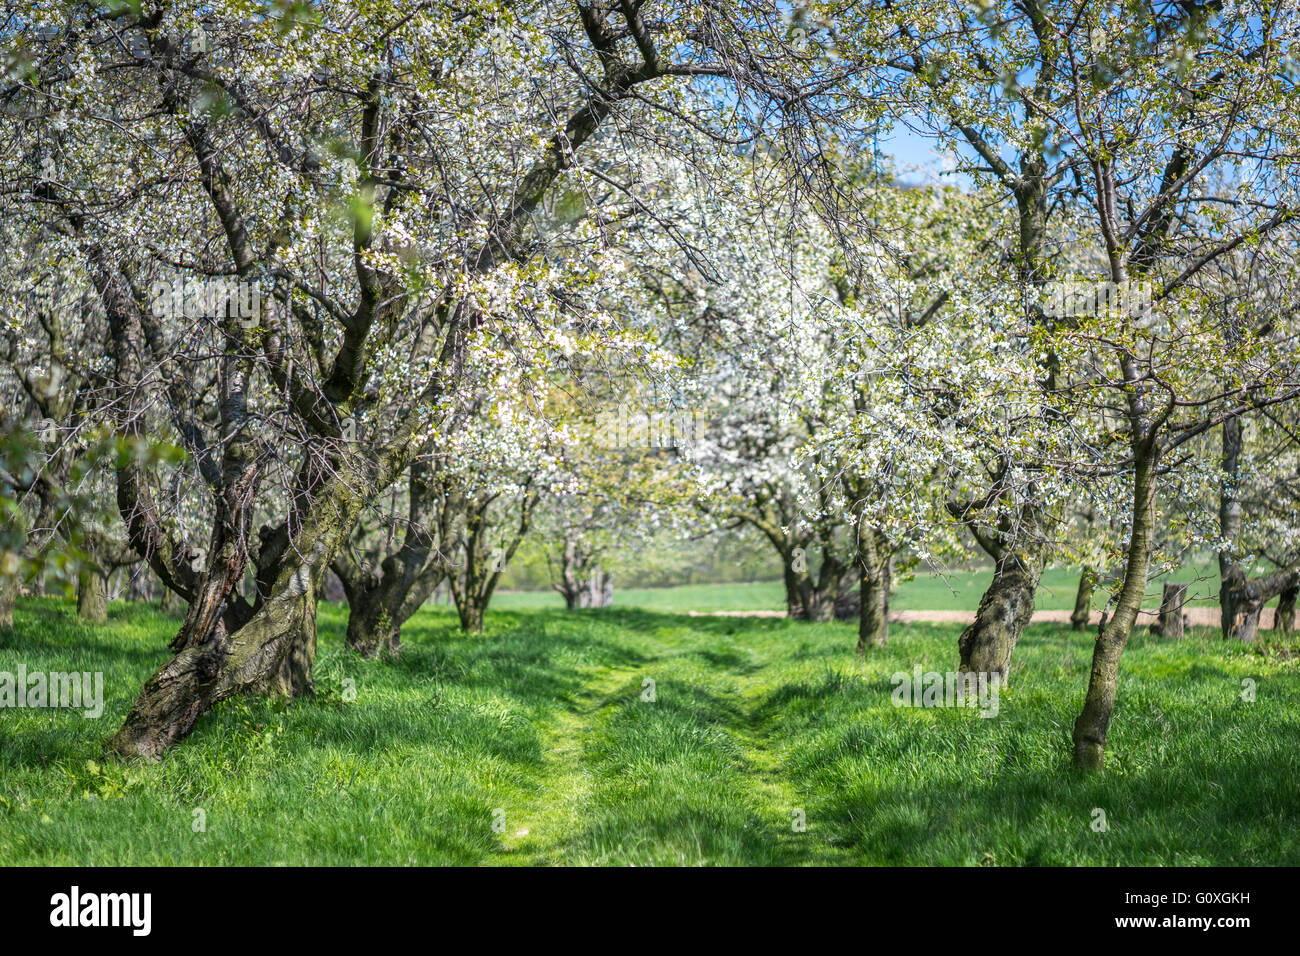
[77,566,109,625]
[106,474,362,760]
[108,545,323,760]
[952,148,1053,685]
[566,564,613,609]
[160,587,182,614]
[1277,582,1297,634]
[1221,566,1263,643]
[857,564,888,650]
[457,598,486,634]
[1223,567,1300,642]
[1070,567,1096,631]
[1152,582,1187,639]
[957,547,1044,685]
[1218,415,1254,640]
[781,563,803,618]
[555,539,613,609]
[0,576,16,629]
[1072,436,1158,771]
[345,594,402,657]
[855,531,889,651]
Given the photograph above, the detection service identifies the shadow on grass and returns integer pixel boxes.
[802,741,1300,865]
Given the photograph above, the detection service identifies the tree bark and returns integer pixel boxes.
[457,599,486,634]
[948,142,1054,683]
[1070,567,1096,631]
[957,545,1043,685]
[0,576,16,629]
[1151,582,1187,639]
[1221,566,1298,643]
[1277,582,1297,634]
[77,566,110,625]
[448,480,538,634]
[856,564,889,650]
[108,572,319,760]
[160,587,182,614]
[554,538,613,609]
[106,463,368,760]
[333,458,451,657]
[1072,436,1158,771]
[855,531,890,651]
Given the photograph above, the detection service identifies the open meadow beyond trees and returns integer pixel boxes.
[2,0,1300,876]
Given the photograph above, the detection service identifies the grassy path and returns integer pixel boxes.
[499,620,863,865]
[501,660,648,864]
[4,599,1299,865]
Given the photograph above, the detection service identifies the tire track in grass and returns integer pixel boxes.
[494,659,651,865]
[495,618,860,865]
[721,669,864,865]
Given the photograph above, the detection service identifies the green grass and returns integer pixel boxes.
[493,562,1225,613]
[2,594,1297,865]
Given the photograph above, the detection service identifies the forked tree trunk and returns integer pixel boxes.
[1220,567,1298,642]
[77,566,109,625]
[340,561,444,658]
[449,485,538,634]
[1277,583,1297,634]
[953,149,1053,684]
[1072,435,1158,771]
[1151,582,1187,639]
[457,599,486,634]
[107,483,360,759]
[334,458,448,657]
[784,557,840,622]
[1220,566,1262,642]
[344,589,402,658]
[108,570,319,760]
[1070,568,1096,631]
[554,539,613,610]
[1216,415,1272,642]
[560,566,613,610]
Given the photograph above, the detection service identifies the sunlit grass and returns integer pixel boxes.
[1,594,1296,865]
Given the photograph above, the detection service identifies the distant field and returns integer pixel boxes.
[492,563,1226,614]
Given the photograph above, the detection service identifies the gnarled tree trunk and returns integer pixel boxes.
[1222,566,1300,642]
[554,538,613,610]
[448,479,538,634]
[333,457,450,657]
[1214,416,1300,641]
[1277,582,1297,635]
[957,544,1044,685]
[107,493,355,759]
